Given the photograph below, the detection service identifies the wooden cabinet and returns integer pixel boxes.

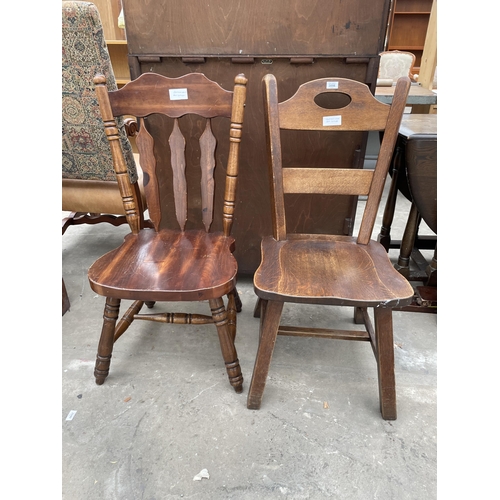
[91,0,131,86]
[122,0,393,274]
[386,0,434,77]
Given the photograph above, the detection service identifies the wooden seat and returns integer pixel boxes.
[247,74,413,419]
[89,71,247,393]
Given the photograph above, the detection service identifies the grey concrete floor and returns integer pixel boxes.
[62,181,437,499]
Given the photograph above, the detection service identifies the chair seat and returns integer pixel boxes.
[88,228,237,302]
[254,235,414,307]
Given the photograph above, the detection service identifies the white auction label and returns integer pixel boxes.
[326,81,339,89]
[169,88,189,100]
[323,115,342,126]
[66,410,77,421]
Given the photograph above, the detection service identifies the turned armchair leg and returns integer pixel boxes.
[94,297,121,385]
[210,297,243,393]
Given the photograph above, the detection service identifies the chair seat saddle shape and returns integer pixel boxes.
[89,229,237,302]
[247,74,414,419]
[89,71,247,394]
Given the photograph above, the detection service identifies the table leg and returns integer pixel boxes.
[395,202,419,278]
[378,142,404,251]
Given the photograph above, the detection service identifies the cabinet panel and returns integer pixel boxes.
[123,0,390,57]
[121,0,391,273]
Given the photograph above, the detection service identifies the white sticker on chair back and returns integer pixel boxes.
[169,88,189,100]
[323,115,342,126]
[326,81,339,89]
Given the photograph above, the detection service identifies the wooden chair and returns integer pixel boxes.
[89,71,247,393]
[247,74,413,419]
[62,1,146,315]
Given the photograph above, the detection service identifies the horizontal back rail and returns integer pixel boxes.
[107,72,234,119]
[278,78,390,131]
[283,167,374,195]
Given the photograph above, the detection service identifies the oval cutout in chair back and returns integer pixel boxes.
[314,92,351,110]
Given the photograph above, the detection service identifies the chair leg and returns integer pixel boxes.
[227,291,237,342]
[94,297,121,385]
[62,278,70,316]
[233,287,242,312]
[374,307,397,420]
[209,297,243,393]
[354,307,364,324]
[247,299,284,410]
[253,297,262,318]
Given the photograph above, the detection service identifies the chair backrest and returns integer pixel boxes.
[93,72,247,236]
[262,73,410,245]
[378,50,416,82]
[62,1,137,183]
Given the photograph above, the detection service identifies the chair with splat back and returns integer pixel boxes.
[89,71,247,393]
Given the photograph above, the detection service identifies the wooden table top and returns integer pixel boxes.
[399,113,437,138]
[375,84,437,105]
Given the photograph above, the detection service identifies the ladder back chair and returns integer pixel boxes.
[90,72,247,393]
[247,74,413,419]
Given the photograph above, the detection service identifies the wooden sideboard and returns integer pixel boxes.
[121,0,393,274]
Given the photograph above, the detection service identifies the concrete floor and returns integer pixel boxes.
[62,181,437,499]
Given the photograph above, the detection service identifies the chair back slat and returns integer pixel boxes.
[169,118,188,231]
[94,72,247,235]
[135,118,161,231]
[199,119,217,232]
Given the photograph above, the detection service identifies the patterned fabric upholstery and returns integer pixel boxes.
[62,1,137,182]
[378,51,415,83]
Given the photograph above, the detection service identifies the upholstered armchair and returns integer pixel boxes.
[377,50,416,86]
[62,1,145,314]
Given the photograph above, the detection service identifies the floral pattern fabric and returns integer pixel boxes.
[62,1,137,182]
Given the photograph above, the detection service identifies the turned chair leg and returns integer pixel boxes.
[94,297,121,385]
[395,203,419,278]
[247,299,284,409]
[233,287,243,312]
[374,306,397,420]
[227,291,237,341]
[209,297,243,393]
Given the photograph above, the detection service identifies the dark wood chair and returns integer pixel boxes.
[247,74,413,419]
[89,72,247,393]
